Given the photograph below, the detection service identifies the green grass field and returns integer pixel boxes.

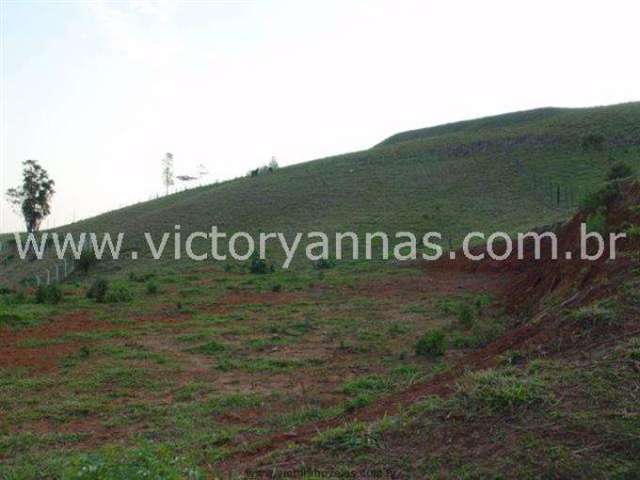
[1,103,640,478]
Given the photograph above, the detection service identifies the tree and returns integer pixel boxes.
[268,156,279,171]
[162,152,174,195]
[5,159,55,232]
[197,163,209,180]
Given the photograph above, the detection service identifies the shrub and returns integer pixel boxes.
[314,258,335,270]
[86,278,109,303]
[2,290,26,306]
[606,161,634,181]
[145,279,159,295]
[35,284,63,305]
[249,256,273,274]
[77,249,98,274]
[469,318,504,347]
[573,303,619,329]
[456,303,475,329]
[474,293,492,311]
[580,182,621,212]
[129,272,155,283]
[312,422,374,451]
[585,207,608,234]
[190,341,226,356]
[415,329,447,357]
[105,281,133,303]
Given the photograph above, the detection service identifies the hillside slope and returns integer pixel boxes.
[2,102,640,283]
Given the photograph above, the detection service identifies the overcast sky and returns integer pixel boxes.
[1,0,639,233]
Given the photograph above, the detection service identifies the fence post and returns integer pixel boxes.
[46,270,50,285]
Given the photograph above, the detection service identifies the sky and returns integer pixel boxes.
[1,0,639,233]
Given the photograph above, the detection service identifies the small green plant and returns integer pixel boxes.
[105,281,133,303]
[77,249,98,274]
[314,258,335,270]
[456,368,548,413]
[312,422,376,452]
[456,303,475,329]
[62,441,202,479]
[585,207,608,234]
[572,303,619,329]
[145,279,159,295]
[415,329,447,357]
[249,255,273,274]
[474,293,492,311]
[190,341,226,356]
[129,271,156,283]
[35,284,63,305]
[86,278,109,303]
[2,290,26,306]
[580,182,621,212]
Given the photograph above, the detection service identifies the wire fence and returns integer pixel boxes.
[31,241,92,287]
[511,157,583,210]
[0,238,90,287]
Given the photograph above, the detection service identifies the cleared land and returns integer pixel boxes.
[1,103,640,478]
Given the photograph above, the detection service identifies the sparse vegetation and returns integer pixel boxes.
[145,279,159,295]
[77,249,98,274]
[104,281,133,303]
[3,104,640,478]
[34,284,63,305]
[86,278,109,303]
[455,368,549,414]
[415,329,447,357]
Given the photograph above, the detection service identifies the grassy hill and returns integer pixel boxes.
[3,102,640,282]
[1,104,640,478]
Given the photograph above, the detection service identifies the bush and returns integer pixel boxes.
[77,249,98,274]
[145,279,159,295]
[580,182,621,212]
[585,207,608,234]
[415,329,447,357]
[249,256,273,274]
[573,303,619,329]
[105,281,133,303]
[2,290,26,306]
[314,258,335,270]
[35,284,63,305]
[606,161,634,181]
[129,272,155,283]
[456,303,475,329]
[86,278,109,303]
